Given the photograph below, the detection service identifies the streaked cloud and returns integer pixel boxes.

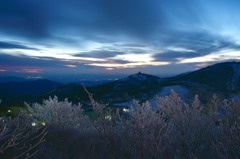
[0,41,37,50]
[88,61,170,68]
[167,47,196,53]
[178,49,240,63]
[75,50,125,58]
[113,54,154,62]
[1,0,240,76]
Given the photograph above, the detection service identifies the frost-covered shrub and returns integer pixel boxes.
[121,100,172,159]
[214,122,240,159]
[83,88,223,158]
[84,86,172,159]
[0,111,47,159]
[214,99,240,158]
[19,89,240,158]
[35,124,111,159]
[203,94,222,117]
[222,98,240,126]
[26,96,90,129]
[156,90,218,158]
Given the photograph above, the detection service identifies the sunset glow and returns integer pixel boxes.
[14,69,42,73]
[65,65,77,68]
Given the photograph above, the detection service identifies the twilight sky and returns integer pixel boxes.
[1,0,240,78]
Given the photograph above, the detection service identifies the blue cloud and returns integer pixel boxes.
[0,41,37,50]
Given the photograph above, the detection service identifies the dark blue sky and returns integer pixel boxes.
[1,0,240,78]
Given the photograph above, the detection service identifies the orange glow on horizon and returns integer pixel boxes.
[0,65,43,73]
[14,69,42,73]
[65,65,77,67]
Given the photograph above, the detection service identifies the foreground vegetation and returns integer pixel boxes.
[0,89,240,159]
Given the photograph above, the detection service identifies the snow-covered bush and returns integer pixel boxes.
[25,96,90,129]
[85,89,232,158]
[156,90,218,158]
[121,100,171,159]
[84,86,172,159]
[20,89,240,158]
[35,124,110,159]
[0,110,47,158]
[214,99,240,158]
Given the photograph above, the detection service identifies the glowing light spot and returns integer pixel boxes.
[105,115,112,120]
[31,122,37,127]
[0,69,7,72]
[7,110,11,113]
[123,108,129,112]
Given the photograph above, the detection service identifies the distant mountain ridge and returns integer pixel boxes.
[1,61,240,107]
[94,72,161,101]
[172,62,240,95]
[0,76,26,83]
[37,72,162,105]
[40,62,240,106]
[0,79,61,105]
